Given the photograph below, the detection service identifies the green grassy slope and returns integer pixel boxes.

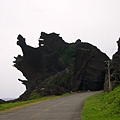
[82,85,120,120]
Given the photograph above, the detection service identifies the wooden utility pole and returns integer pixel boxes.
[105,61,112,91]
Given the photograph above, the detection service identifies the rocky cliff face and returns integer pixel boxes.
[13,32,109,100]
[104,39,120,91]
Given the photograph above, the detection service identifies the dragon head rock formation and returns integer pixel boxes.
[13,32,109,100]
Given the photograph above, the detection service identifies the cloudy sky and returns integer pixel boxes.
[0,0,120,99]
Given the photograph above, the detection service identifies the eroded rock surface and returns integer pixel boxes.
[13,32,109,100]
[104,38,120,91]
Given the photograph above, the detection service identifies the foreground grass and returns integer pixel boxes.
[82,86,120,120]
[0,93,70,113]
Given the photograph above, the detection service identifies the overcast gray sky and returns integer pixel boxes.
[0,0,120,99]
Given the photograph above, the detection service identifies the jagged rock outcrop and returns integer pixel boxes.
[13,32,109,100]
[104,39,120,91]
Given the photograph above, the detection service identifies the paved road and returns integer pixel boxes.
[0,91,101,120]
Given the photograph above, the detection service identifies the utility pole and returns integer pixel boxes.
[105,60,112,92]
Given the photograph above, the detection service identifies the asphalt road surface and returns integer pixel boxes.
[0,91,101,120]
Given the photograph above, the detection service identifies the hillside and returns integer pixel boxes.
[82,85,120,120]
[13,32,109,101]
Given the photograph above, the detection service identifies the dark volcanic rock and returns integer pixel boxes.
[13,32,109,100]
[72,46,108,91]
[104,38,120,91]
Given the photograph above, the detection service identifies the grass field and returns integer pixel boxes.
[82,85,120,120]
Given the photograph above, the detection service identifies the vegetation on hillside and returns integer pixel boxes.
[82,85,120,120]
[60,44,76,66]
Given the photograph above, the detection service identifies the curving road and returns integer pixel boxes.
[0,91,101,120]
